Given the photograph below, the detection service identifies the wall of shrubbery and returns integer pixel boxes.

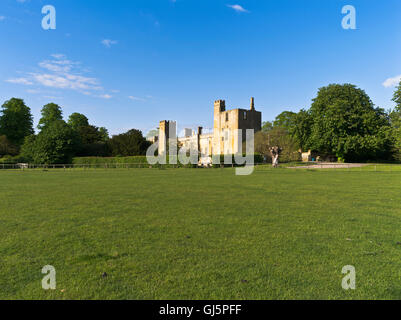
[72,154,264,167]
[0,153,264,166]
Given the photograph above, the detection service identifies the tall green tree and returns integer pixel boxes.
[0,98,34,146]
[273,111,297,132]
[38,103,63,131]
[67,112,110,157]
[98,127,109,142]
[261,121,273,132]
[306,84,393,162]
[68,113,89,131]
[0,135,18,156]
[108,129,151,156]
[393,80,401,109]
[291,109,312,151]
[20,135,37,162]
[22,120,79,164]
[77,125,104,145]
[390,80,401,161]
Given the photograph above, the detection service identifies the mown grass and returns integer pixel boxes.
[0,168,401,300]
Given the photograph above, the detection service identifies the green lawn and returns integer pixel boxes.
[1,168,401,299]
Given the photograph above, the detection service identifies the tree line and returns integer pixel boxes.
[2,81,401,164]
[0,99,151,164]
[255,82,401,163]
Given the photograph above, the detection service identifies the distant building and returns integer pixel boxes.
[158,98,262,156]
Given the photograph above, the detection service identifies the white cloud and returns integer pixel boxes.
[5,54,105,95]
[129,96,146,101]
[383,75,401,88]
[51,53,67,60]
[31,73,100,91]
[227,4,249,13]
[101,39,118,48]
[99,94,112,99]
[6,77,33,85]
[38,59,76,73]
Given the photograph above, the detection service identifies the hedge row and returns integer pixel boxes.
[72,154,264,167]
[72,156,149,165]
[0,154,264,166]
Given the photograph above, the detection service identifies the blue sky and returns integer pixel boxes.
[1,0,401,135]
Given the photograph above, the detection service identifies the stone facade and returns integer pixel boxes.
[158,98,262,156]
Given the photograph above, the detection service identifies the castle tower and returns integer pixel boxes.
[214,99,226,113]
[213,100,226,155]
[158,120,176,156]
[211,98,261,156]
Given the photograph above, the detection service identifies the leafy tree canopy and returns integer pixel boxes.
[390,80,401,161]
[273,111,297,132]
[261,121,273,132]
[291,109,312,151]
[108,129,151,156]
[38,103,63,131]
[0,135,18,157]
[306,84,392,161]
[0,98,34,146]
[22,120,79,164]
[393,80,401,110]
[98,127,109,142]
[78,125,104,145]
[68,113,89,131]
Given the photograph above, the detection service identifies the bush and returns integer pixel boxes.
[72,155,265,168]
[72,156,198,168]
[73,156,149,166]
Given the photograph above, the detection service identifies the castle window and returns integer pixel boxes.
[226,113,229,121]
[243,111,247,120]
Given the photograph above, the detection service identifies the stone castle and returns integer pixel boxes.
[157,98,262,157]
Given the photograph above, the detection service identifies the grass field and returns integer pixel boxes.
[1,167,401,299]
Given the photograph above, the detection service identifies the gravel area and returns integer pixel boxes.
[289,163,369,169]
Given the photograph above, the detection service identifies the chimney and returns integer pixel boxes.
[250,97,255,111]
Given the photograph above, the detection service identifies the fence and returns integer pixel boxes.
[0,162,249,170]
[0,162,400,172]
